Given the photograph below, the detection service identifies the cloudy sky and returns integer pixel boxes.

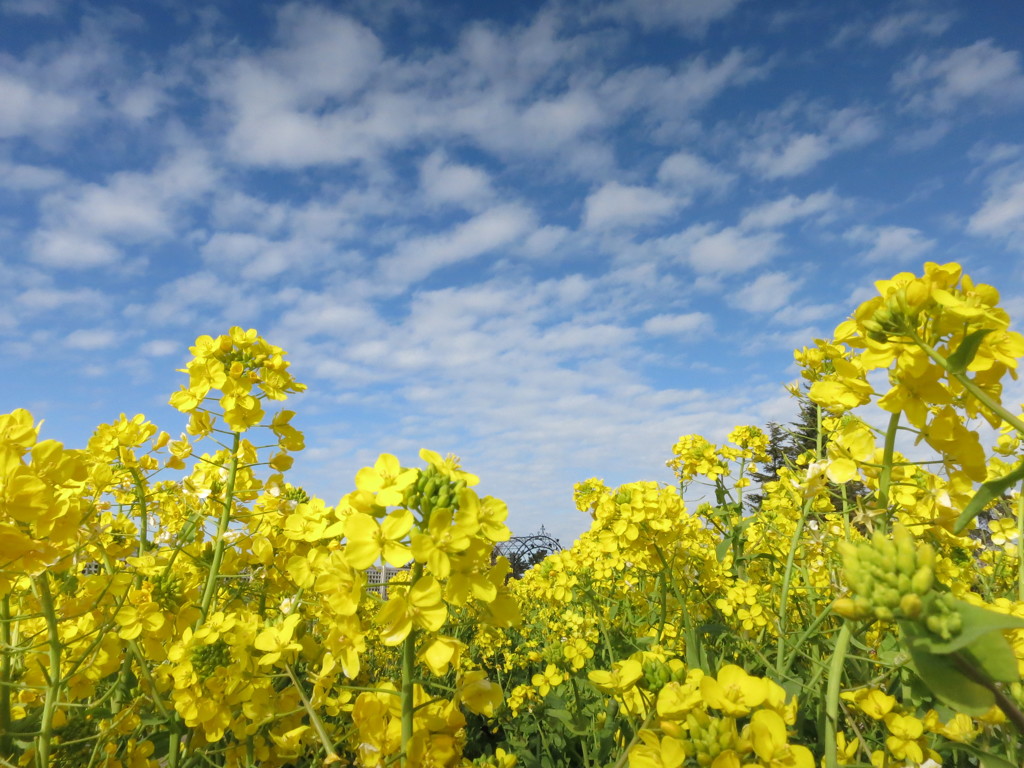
[4,0,1024,545]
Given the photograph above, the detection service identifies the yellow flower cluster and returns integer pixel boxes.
[5,263,1024,768]
[587,653,811,768]
[0,409,91,595]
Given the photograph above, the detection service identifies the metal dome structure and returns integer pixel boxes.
[492,526,562,579]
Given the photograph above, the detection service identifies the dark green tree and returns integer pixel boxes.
[746,389,869,515]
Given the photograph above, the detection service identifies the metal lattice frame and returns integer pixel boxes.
[492,526,562,578]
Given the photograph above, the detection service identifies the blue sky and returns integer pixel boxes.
[3,0,1024,546]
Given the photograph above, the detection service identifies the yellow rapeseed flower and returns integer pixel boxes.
[700,665,768,717]
[355,453,418,507]
[254,613,303,666]
[375,574,447,645]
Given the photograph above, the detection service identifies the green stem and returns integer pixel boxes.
[824,623,852,768]
[877,412,901,532]
[127,639,176,724]
[401,562,424,765]
[609,706,656,768]
[840,484,852,542]
[31,575,61,768]
[776,403,825,677]
[779,603,834,681]
[401,627,416,760]
[652,543,701,670]
[1017,481,1024,603]
[909,330,1024,435]
[567,676,592,767]
[950,651,1024,735]
[775,498,813,678]
[168,733,182,768]
[657,571,668,643]
[128,466,150,561]
[197,432,241,622]
[1,595,11,758]
[286,666,340,761]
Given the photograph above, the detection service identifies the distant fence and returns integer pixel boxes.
[365,564,411,597]
[492,527,562,579]
[363,528,563,595]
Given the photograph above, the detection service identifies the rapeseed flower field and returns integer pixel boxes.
[3,261,1024,767]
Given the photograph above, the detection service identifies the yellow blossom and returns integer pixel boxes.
[700,665,768,717]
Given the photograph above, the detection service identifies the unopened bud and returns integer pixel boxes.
[911,566,933,596]
[833,598,869,621]
[894,527,917,578]
[900,593,923,619]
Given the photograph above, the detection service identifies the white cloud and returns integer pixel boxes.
[217,7,387,167]
[965,145,1024,247]
[52,183,170,241]
[730,271,802,313]
[892,120,952,152]
[771,303,837,327]
[0,71,81,139]
[599,50,763,128]
[200,233,309,280]
[211,191,290,234]
[643,312,712,336]
[420,151,494,209]
[742,106,880,179]
[740,190,842,230]
[519,90,605,145]
[124,270,242,328]
[539,322,634,352]
[521,225,571,258]
[844,225,935,262]
[894,40,1024,112]
[0,161,66,190]
[380,204,536,285]
[215,6,611,172]
[65,328,118,350]
[272,3,384,101]
[748,134,830,179]
[1,0,62,15]
[140,339,180,357]
[213,7,759,173]
[969,181,1024,244]
[599,0,746,34]
[30,150,218,268]
[686,226,781,275]
[16,286,104,311]
[273,291,380,343]
[656,151,734,196]
[30,231,121,268]
[116,85,168,122]
[583,182,680,229]
[868,10,953,46]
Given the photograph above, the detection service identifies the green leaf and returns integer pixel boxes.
[948,744,1017,768]
[946,328,993,374]
[696,622,730,638]
[954,458,1024,534]
[964,630,1020,684]
[715,538,731,563]
[905,598,1024,654]
[544,708,588,736]
[904,637,994,716]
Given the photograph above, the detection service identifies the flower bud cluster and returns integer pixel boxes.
[683,710,739,767]
[641,659,678,693]
[836,525,963,639]
[860,285,929,343]
[405,465,469,517]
